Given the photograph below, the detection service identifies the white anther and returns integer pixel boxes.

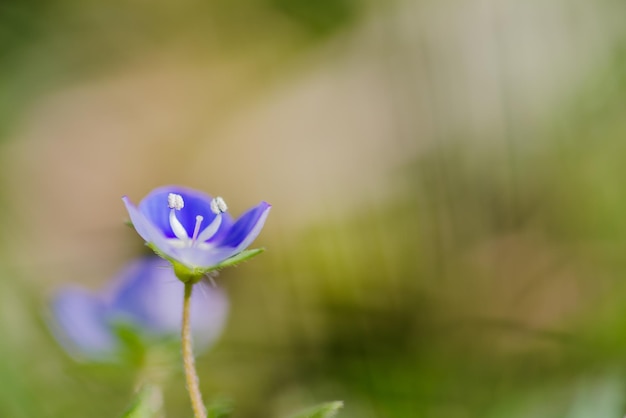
[167,193,185,210]
[210,197,228,214]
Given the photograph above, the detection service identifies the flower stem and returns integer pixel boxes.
[182,281,207,418]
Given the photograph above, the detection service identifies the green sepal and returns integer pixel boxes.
[121,384,163,418]
[145,243,168,263]
[210,248,265,270]
[286,401,344,418]
[172,261,205,283]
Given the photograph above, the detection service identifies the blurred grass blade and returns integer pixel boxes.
[287,401,344,418]
[121,384,163,418]
[206,396,234,418]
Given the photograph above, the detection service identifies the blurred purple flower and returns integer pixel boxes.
[51,258,229,361]
[123,186,271,273]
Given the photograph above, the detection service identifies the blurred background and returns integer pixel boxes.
[2,0,626,416]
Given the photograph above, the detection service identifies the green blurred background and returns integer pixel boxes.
[2,0,626,416]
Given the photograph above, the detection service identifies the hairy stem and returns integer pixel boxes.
[182,282,207,418]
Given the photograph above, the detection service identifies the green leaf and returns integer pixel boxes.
[121,384,163,418]
[287,401,344,418]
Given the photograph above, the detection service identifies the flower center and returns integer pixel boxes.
[167,193,226,247]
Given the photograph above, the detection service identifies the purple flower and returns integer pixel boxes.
[122,186,271,277]
[51,258,229,361]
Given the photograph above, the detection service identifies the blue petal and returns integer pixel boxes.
[123,196,185,262]
[107,258,176,333]
[51,287,117,360]
[205,212,234,244]
[218,202,271,251]
[138,186,218,238]
[109,258,228,351]
[175,246,242,269]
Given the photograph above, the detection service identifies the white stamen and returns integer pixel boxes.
[210,196,228,214]
[196,213,223,243]
[169,209,189,241]
[191,215,204,243]
[167,193,184,210]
